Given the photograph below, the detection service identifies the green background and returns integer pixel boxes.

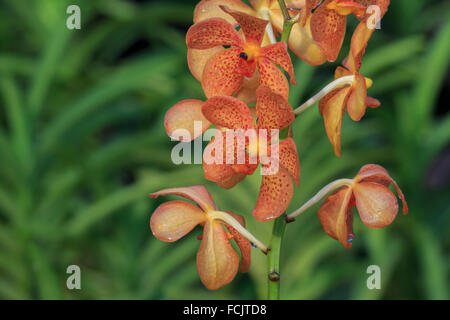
[0,0,448,299]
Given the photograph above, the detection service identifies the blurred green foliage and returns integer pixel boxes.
[0,0,448,299]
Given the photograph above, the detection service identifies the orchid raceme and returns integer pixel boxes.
[149,185,268,290]
[148,0,409,298]
[287,164,408,249]
[186,5,296,100]
[201,85,300,221]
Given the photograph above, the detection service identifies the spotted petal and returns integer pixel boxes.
[186,18,244,49]
[197,220,240,290]
[150,201,207,242]
[279,137,300,186]
[257,58,290,99]
[202,48,245,98]
[202,96,254,130]
[310,0,347,62]
[253,166,293,221]
[260,41,296,85]
[256,85,294,132]
[220,5,268,46]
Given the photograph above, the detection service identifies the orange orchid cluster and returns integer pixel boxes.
[149,0,407,291]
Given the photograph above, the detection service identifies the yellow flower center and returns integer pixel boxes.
[247,136,268,158]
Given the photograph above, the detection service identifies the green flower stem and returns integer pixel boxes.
[277,0,299,43]
[266,0,296,300]
[267,215,287,299]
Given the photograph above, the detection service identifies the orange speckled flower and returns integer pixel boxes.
[186,5,295,100]
[202,86,299,221]
[149,185,251,290]
[319,12,388,157]
[189,1,305,93]
[318,164,408,249]
[309,0,366,62]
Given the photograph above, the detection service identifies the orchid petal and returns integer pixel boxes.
[218,173,247,189]
[355,0,390,20]
[270,10,327,66]
[256,85,294,132]
[220,5,268,46]
[355,164,408,214]
[149,185,216,211]
[194,0,255,25]
[353,182,398,228]
[317,187,354,249]
[150,201,207,242]
[260,41,296,85]
[188,47,224,81]
[310,0,347,62]
[253,166,293,221]
[347,73,367,121]
[366,96,381,108]
[235,82,258,104]
[344,21,373,72]
[202,48,245,98]
[299,0,321,26]
[319,86,352,157]
[197,220,240,290]
[202,96,254,130]
[279,137,300,186]
[257,58,290,100]
[249,0,271,9]
[164,99,210,142]
[223,212,251,273]
[186,18,244,49]
[335,65,353,79]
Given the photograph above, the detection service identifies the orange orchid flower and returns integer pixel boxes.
[149,185,257,290]
[319,12,386,157]
[317,164,408,249]
[191,0,328,69]
[186,5,296,101]
[201,86,300,221]
[309,0,390,62]
[308,0,366,62]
